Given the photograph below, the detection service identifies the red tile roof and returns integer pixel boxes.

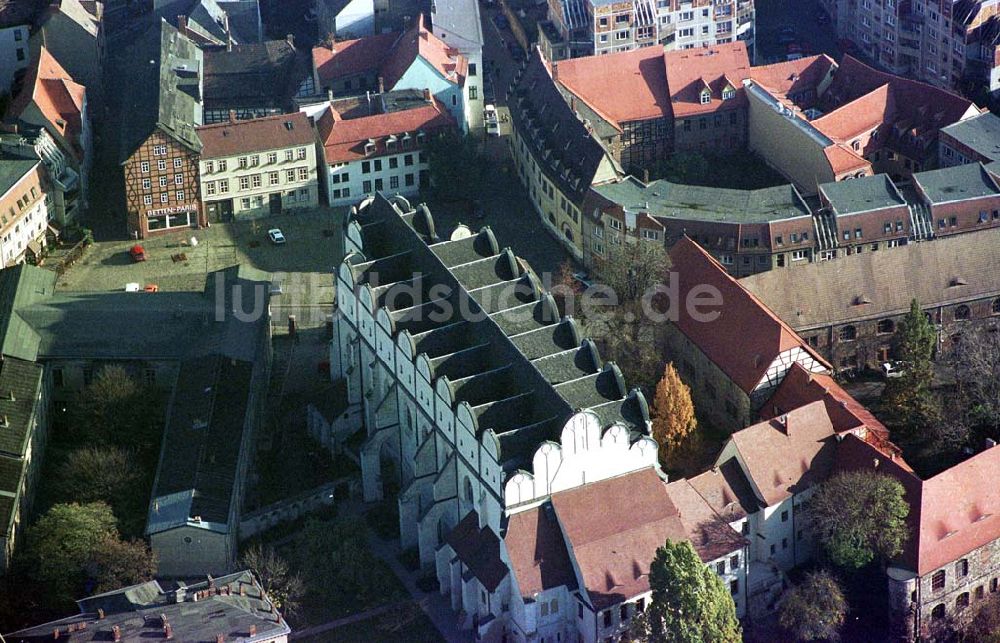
[726,400,838,506]
[664,478,748,562]
[505,504,578,598]
[9,47,86,160]
[312,15,466,90]
[554,46,672,126]
[663,42,752,118]
[446,510,508,592]
[822,144,871,176]
[811,83,893,141]
[312,32,399,84]
[196,112,315,158]
[668,236,831,394]
[748,55,836,103]
[315,97,456,163]
[549,468,688,609]
[687,462,757,522]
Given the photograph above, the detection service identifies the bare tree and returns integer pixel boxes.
[951,327,1000,435]
[238,543,305,616]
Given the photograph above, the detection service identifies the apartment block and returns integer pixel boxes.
[196,112,320,221]
[0,160,49,267]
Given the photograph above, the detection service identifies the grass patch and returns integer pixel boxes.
[296,602,441,642]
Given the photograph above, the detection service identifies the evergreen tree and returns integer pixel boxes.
[881,299,938,428]
[626,540,741,643]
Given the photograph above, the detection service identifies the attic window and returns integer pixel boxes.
[401,132,412,149]
[284,121,294,131]
[852,295,872,305]
[949,277,968,287]
[386,135,398,152]
[700,89,712,105]
[364,138,376,155]
[722,87,735,100]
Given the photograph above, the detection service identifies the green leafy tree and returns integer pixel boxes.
[90,534,157,594]
[626,540,741,643]
[53,446,143,529]
[959,592,1000,642]
[810,471,910,569]
[24,502,118,605]
[779,570,848,641]
[424,130,486,203]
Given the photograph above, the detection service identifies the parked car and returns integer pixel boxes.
[484,104,500,136]
[129,244,146,262]
[881,361,904,378]
[143,284,159,293]
[124,282,141,292]
[268,228,286,245]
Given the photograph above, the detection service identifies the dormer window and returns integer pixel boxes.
[416,130,426,145]
[722,87,735,100]
[386,135,398,152]
[364,139,376,155]
[402,133,412,149]
[700,89,712,105]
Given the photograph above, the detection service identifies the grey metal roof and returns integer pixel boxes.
[913,162,1000,204]
[0,159,37,200]
[595,175,811,223]
[429,0,483,50]
[0,265,58,362]
[147,355,254,534]
[940,111,1000,161]
[115,20,203,163]
[8,570,290,642]
[819,174,906,215]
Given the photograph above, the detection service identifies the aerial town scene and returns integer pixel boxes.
[0,0,999,641]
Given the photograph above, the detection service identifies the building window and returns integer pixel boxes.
[957,593,970,611]
[931,604,945,619]
[250,155,259,167]
[269,172,279,186]
[142,178,151,189]
[251,174,262,188]
[173,158,182,168]
[143,195,152,205]
[286,169,296,182]
[239,176,250,190]
[717,561,725,574]
[730,579,739,595]
[160,193,168,203]
[267,152,277,164]
[297,148,307,160]
[298,167,309,181]
[241,197,251,209]
[176,190,184,201]
[470,86,478,100]
[839,325,857,341]
[140,161,149,173]
[603,610,611,628]
[239,157,248,168]
[285,149,294,161]
[219,179,229,193]
[206,182,216,196]
[363,180,372,193]
[932,570,946,591]
[958,559,969,577]
[158,177,168,187]
[469,63,477,76]
[390,176,399,189]
[781,510,788,522]
[174,174,183,185]
[157,160,166,171]
[955,305,971,321]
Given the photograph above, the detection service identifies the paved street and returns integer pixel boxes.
[754,0,841,64]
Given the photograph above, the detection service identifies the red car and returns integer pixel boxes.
[129,245,146,262]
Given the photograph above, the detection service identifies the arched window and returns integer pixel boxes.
[839,325,857,341]
[877,319,895,334]
[955,305,971,321]
[931,604,945,620]
[957,592,970,611]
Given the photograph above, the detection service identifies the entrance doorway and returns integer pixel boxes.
[269,193,282,215]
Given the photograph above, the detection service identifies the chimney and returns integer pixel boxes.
[570,95,576,114]
[422,88,431,102]
[327,88,334,103]
[216,635,225,643]
[177,15,187,35]
[174,583,186,603]
[53,628,60,639]
[112,625,121,642]
[239,584,246,597]
[987,438,997,449]
[229,109,237,124]
[552,62,558,81]
[377,76,385,94]
[7,390,13,401]
[285,33,295,49]
[97,608,105,620]
[249,625,257,636]
[164,624,173,640]
[642,168,650,183]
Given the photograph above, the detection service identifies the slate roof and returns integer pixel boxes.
[115,20,203,163]
[819,174,906,215]
[913,162,1000,204]
[504,504,577,597]
[669,237,830,394]
[0,454,25,541]
[345,195,649,473]
[740,226,1000,329]
[0,264,57,362]
[7,570,290,642]
[197,111,314,158]
[723,400,838,506]
[0,0,44,28]
[0,357,43,457]
[510,50,619,203]
[147,355,254,534]
[186,0,261,45]
[0,159,38,201]
[940,111,1000,162]
[687,460,759,522]
[203,39,308,112]
[592,175,811,224]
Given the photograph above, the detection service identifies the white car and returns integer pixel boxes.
[124,282,141,292]
[484,104,500,136]
[268,228,286,245]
